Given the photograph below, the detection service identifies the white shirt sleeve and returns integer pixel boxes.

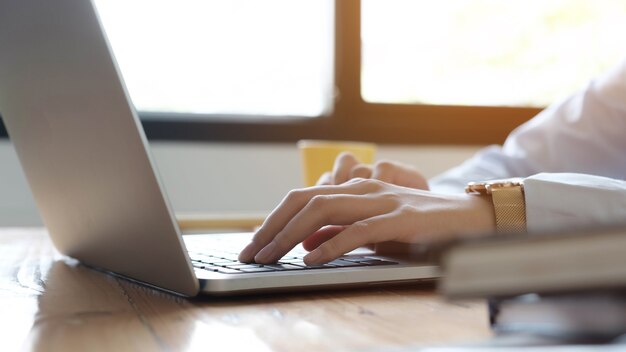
[525,173,626,233]
[427,59,626,232]
[429,59,626,194]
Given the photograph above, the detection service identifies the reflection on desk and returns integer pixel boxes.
[0,228,490,351]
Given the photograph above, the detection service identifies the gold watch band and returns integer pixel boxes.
[491,186,526,233]
[466,178,527,234]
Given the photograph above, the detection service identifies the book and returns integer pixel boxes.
[439,224,626,299]
[489,292,626,342]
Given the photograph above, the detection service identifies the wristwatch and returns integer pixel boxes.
[465,178,527,234]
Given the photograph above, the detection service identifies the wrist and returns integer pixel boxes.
[462,193,496,234]
[465,178,527,234]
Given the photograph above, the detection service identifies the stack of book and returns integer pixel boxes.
[439,225,626,344]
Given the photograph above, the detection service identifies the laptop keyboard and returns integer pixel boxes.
[188,251,399,274]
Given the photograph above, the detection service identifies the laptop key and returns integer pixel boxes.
[238,267,278,273]
[194,266,218,273]
[226,263,266,269]
[326,259,366,267]
[358,259,398,266]
[219,253,241,261]
[190,255,214,264]
[264,263,305,271]
[217,268,242,274]
[192,262,206,269]
[208,260,237,265]
[305,264,338,269]
[282,260,337,269]
[339,257,371,263]
[278,257,303,262]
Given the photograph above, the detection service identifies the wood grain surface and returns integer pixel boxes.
[0,228,490,352]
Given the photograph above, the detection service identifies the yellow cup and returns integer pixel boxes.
[297,140,377,187]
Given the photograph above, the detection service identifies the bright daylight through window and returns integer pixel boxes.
[94,0,334,117]
[362,0,626,107]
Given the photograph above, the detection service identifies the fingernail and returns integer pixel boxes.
[254,241,278,263]
[238,242,257,262]
[304,249,322,265]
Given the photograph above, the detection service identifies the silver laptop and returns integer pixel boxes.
[0,0,439,296]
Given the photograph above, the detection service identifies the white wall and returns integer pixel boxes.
[0,140,480,226]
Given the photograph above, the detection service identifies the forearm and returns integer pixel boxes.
[430,59,626,194]
[428,145,535,194]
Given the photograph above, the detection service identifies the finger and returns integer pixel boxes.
[302,225,346,251]
[371,160,397,184]
[349,164,372,180]
[238,180,378,262]
[372,161,429,190]
[303,214,398,265]
[332,152,359,185]
[254,193,395,264]
[316,172,333,186]
[303,225,375,252]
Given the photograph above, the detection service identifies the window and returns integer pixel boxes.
[362,0,626,107]
[2,1,624,144]
[94,0,334,117]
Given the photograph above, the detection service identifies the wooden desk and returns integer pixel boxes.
[1,228,490,351]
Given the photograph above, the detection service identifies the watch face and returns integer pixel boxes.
[466,178,524,195]
[465,182,489,195]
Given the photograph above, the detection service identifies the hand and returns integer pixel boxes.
[238,178,495,265]
[309,152,430,252]
[317,152,429,190]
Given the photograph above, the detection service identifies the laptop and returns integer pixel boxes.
[0,0,439,296]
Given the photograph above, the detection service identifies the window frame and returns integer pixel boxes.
[0,0,540,145]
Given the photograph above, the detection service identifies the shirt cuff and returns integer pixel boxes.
[524,173,626,233]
